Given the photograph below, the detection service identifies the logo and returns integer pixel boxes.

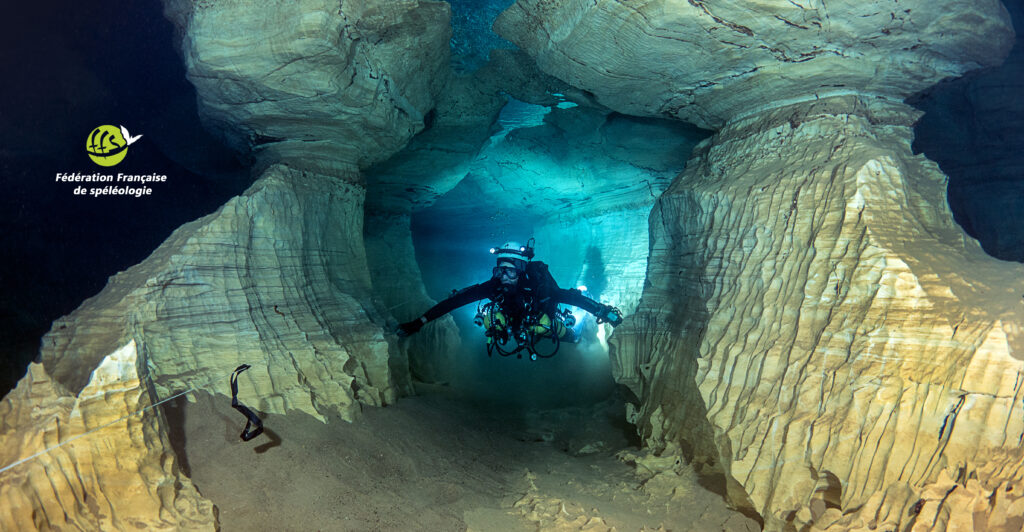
[86,125,142,167]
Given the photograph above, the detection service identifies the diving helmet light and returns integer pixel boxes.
[491,239,535,261]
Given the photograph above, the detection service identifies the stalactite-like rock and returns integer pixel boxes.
[0,341,215,531]
[41,165,400,421]
[611,95,1024,530]
[495,0,1014,130]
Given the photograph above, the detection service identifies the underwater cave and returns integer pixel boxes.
[2,0,1024,530]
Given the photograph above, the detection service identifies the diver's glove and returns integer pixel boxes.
[397,316,427,337]
[596,305,623,327]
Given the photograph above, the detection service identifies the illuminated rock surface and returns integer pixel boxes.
[162,0,450,170]
[3,1,452,527]
[496,1,1021,529]
[611,95,1024,530]
[0,341,215,531]
[34,0,460,416]
[2,0,1021,530]
[495,0,1014,130]
[41,165,401,421]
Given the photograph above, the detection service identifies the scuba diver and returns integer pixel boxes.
[397,239,623,360]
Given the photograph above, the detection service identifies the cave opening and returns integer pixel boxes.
[336,94,728,527]
[372,94,707,417]
[907,0,1024,263]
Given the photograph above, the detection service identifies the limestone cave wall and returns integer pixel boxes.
[42,166,401,420]
[614,95,1024,530]
[2,0,1022,530]
[0,342,215,530]
[1,1,453,528]
[497,0,1024,529]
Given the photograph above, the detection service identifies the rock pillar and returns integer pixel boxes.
[614,94,1024,529]
[2,1,452,528]
[496,0,1022,528]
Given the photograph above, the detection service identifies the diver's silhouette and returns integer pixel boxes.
[397,240,623,359]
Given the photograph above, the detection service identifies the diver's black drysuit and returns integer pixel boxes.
[398,261,619,336]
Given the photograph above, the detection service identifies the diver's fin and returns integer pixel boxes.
[230,365,264,441]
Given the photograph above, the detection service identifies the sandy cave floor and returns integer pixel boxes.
[166,386,760,531]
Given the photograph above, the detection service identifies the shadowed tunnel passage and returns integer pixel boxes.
[392,97,706,409]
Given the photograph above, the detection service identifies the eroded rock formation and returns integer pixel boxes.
[0,341,215,530]
[497,0,1022,529]
[42,165,401,421]
[3,0,1021,530]
[363,48,682,380]
[2,1,453,528]
[613,95,1024,530]
[31,0,454,416]
[495,0,1014,130]
[162,0,451,171]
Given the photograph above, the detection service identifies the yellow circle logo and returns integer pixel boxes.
[87,125,136,166]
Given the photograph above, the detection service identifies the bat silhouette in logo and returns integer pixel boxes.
[120,125,143,145]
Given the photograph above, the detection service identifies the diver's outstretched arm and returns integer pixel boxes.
[397,281,494,337]
[553,288,624,326]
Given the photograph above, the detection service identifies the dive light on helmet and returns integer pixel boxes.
[490,239,535,261]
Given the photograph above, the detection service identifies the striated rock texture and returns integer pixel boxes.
[611,95,1024,530]
[500,1,1021,528]
[162,0,451,171]
[365,214,462,383]
[0,341,215,531]
[21,0,457,432]
[809,463,1024,531]
[495,0,1015,130]
[41,165,402,421]
[4,1,455,528]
